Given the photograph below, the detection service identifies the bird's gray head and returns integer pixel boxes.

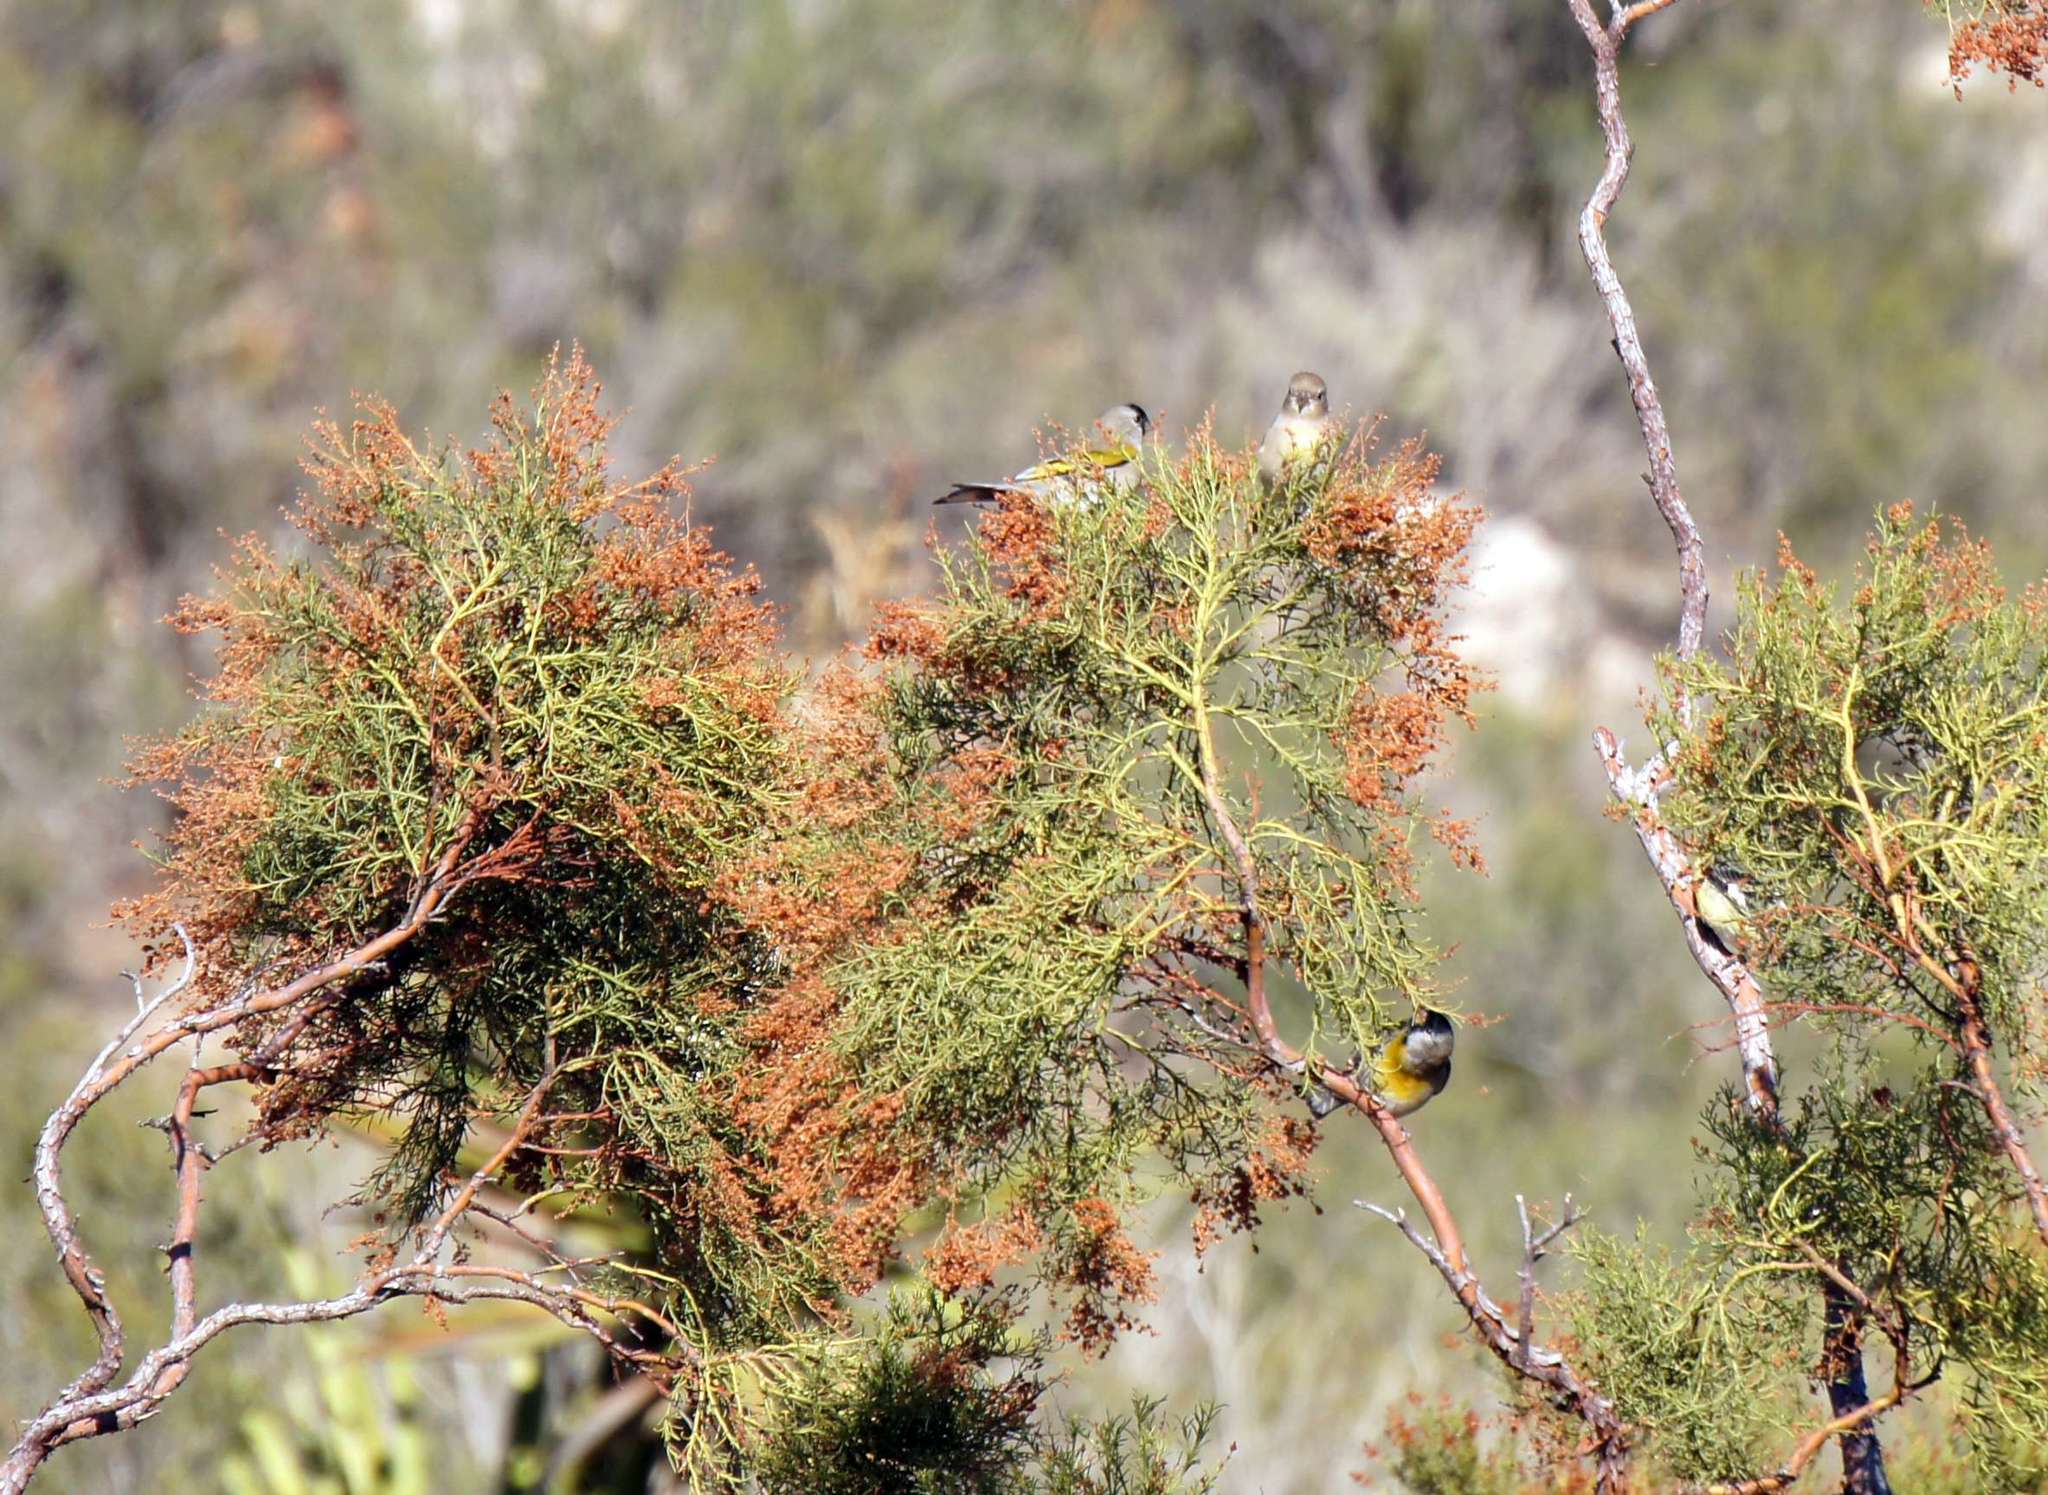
[1283,372,1328,417]
[1403,1008,1455,1069]
[1097,403,1153,448]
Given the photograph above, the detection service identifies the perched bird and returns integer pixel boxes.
[1367,1008,1456,1118]
[1692,864,1755,956]
[1256,371,1332,486]
[934,403,1153,506]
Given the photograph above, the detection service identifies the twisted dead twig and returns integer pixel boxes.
[1358,1196,1627,1492]
[1568,0,1786,1126]
[22,817,474,1435]
[29,924,198,1418]
[3,819,693,1493]
[1568,0,1705,669]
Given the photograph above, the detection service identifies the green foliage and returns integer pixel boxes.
[790,426,1482,1318]
[751,1294,1045,1495]
[1034,1396,1228,1495]
[1359,1398,1555,1495]
[750,1296,1229,1495]
[118,366,1481,1485]
[1566,1222,1806,1483]
[1560,509,2048,1488]
[1657,508,2048,1049]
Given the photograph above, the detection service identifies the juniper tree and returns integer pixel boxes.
[15,349,1618,1491]
[1555,2,2048,1491]
[1561,511,2048,1490]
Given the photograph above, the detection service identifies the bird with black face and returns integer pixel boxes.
[1257,371,1331,486]
[934,403,1153,507]
[1692,864,1755,956]
[1369,1008,1456,1118]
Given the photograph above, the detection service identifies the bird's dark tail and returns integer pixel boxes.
[932,483,1003,505]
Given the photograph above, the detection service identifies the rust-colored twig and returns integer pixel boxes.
[1884,907,2048,1247]
[1189,691,1629,1485]
[1960,1008,2048,1244]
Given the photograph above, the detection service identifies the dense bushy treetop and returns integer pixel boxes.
[116,355,1482,1481]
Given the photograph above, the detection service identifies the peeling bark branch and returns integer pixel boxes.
[1568,0,1706,667]
[1594,728,1781,1120]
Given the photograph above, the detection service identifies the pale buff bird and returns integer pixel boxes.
[1257,371,1331,486]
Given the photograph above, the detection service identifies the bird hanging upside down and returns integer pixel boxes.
[1309,1008,1457,1120]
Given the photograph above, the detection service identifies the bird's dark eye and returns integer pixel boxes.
[1131,405,1150,431]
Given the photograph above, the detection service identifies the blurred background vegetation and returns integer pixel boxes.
[1,0,2042,1489]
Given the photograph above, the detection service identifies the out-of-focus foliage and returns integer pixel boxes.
[219,1248,436,1495]
[1565,1222,1808,1484]
[1034,1396,1228,1495]
[1355,1396,1591,1495]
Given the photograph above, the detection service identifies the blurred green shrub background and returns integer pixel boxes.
[1,1,2042,1488]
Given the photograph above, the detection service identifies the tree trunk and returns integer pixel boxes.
[1823,1277,1892,1495]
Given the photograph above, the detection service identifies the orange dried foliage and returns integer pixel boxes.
[1305,437,1487,877]
[1054,1197,1158,1356]
[931,744,1022,840]
[1190,1116,1320,1255]
[978,490,1070,616]
[1947,1,2047,92]
[926,1208,1050,1296]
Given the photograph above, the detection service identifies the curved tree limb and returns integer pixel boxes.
[1189,689,1630,1486]
[1567,0,1706,669]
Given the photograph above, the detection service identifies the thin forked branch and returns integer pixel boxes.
[1188,686,1630,1484]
